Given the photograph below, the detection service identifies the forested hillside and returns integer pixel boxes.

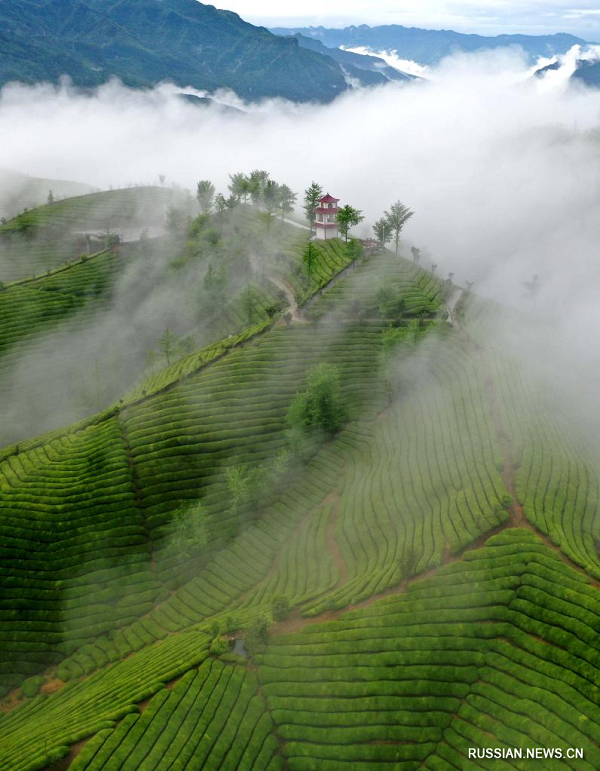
[0,0,354,102]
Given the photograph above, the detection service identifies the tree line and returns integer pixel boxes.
[193,173,414,252]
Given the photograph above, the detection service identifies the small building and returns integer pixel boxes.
[314,193,339,240]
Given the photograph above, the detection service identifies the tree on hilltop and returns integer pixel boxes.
[196,180,215,214]
[303,181,323,233]
[248,170,270,205]
[214,193,227,216]
[373,218,391,248]
[263,180,281,214]
[337,204,364,242]
[384,201,413,255]
[228,172,248,203]
[278,184,297,221]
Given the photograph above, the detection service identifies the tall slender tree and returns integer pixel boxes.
[303,181,323,233]
[196,180,215,214]
[302,242,320,278]
[384,201,414,255]
[373,218,391,248]
[263,180,281,214]
[337,205,364,242]
[228,172,248,203]
[278,184,297,221]
[214,193,227,215]
[249,170,270,205]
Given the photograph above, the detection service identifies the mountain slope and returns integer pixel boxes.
[290,33,415,82]
[270,24,590,65]
[0,0,350,102]
[573,58,600,87]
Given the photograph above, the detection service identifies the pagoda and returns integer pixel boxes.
[314,193,340,240]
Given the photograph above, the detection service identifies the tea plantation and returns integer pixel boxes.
[0,187,179,282]
[0,187,599,770]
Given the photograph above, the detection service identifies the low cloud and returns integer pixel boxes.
[1,47,600,443]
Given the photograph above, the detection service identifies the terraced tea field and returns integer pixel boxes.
[0,187,179,282]
[0,187,176,237]
[1,185,599,770]
[0,250,121,362]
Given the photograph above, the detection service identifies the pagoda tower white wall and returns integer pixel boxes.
[314,194,340,240]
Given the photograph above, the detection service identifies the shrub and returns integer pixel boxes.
[210,636,230,655]
[224,614,241,633]
[398,547,420,582]
[272,594,290,621]
[169,501,209,558]
[246,615,271,655]
[287,363,347,436]
[22,675,45,698]
[346,238,363,261]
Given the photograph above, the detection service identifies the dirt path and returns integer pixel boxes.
[267,275,308,323]
[249,251,307,323]
[280,216,311,232]
[445,286,464,328]
[484,372,528,530]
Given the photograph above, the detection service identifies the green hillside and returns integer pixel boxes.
[0,186,180,282]
[0,181,599,771]
[0,171,96,222]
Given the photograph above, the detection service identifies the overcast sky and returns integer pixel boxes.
[215,1,600,40]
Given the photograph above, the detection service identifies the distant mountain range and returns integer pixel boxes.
[270,24,592,66]
[1,3,597,102]
[0,0,411,103]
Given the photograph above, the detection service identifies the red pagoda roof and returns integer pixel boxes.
[318,193,339,203]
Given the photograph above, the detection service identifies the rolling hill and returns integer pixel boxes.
[0,171,97,222]
[0,182,599,770]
